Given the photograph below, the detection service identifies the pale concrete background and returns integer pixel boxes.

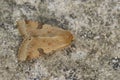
[0,0,120,80]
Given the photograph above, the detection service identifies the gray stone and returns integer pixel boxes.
[0,0,120,80]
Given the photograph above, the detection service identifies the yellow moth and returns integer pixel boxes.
[17,20,74,61]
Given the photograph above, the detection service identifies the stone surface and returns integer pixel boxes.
[0,0,120,80]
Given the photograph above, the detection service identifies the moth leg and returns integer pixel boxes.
[17,37,33,61]
[17,20,28,37]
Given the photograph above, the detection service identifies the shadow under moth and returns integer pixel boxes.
[17,20,74,61]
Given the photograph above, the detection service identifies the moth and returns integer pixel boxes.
[17,20,74,61]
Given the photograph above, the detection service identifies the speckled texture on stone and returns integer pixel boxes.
[0,0,120,80]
